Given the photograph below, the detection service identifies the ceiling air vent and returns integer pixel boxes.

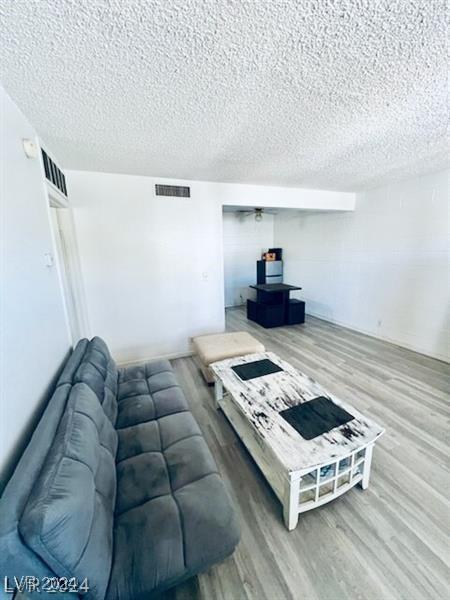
[41,148,68,197]
[155,184,190,198]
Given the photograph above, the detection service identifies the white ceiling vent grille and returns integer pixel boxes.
[155,184,190,198]
[41,148,67,196]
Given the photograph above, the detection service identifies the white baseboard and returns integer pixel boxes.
[117,350,194,368]
[118,313,448,368]
[306,310,449,364]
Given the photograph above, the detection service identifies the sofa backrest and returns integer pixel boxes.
[74,337,118,425]
[0,339,89,589]
[0,337,118,599]
[19,382,118,599]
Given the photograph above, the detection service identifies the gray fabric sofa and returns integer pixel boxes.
[0,337,240,599]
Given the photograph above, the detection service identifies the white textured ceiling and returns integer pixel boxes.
[1,0,448,190]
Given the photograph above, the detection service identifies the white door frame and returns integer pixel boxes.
[48,190,89,344]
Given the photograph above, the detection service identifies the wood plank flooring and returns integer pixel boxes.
[164,308,450,600]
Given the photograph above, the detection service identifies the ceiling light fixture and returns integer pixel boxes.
[236,207,277,220]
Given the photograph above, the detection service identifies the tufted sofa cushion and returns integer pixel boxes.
[106,359,240,599]
[19,383,118,600]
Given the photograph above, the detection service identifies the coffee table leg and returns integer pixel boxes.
[360,443,374,490]
[214,379,223,409]
[283,474,300,531]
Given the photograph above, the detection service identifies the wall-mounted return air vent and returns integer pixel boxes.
[41,148,68,197]
[155,184,190,198]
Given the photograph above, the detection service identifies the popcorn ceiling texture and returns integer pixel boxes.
[0,0,448,190]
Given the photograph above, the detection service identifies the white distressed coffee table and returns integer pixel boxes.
[210,351,384,530]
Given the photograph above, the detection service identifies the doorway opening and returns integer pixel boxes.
[48,198,88,345]
[222,206,279,330]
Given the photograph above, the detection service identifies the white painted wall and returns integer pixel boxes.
[67,172,226,363]
[67,171,353,363]
[0,86,71,489]
[274,170,450,361]
[223,212,274,307]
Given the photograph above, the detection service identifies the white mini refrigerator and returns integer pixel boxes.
[257,260,283,284]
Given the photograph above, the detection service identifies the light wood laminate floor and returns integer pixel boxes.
[164,307,450,600]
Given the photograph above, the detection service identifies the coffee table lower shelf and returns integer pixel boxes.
[216,388,374,531]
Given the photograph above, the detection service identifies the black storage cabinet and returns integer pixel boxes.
[287,299,305,325]
[247,299,285,328]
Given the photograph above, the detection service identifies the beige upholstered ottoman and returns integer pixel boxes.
[193,331,265,384]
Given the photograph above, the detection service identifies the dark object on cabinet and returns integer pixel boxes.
[268,248,283,260]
